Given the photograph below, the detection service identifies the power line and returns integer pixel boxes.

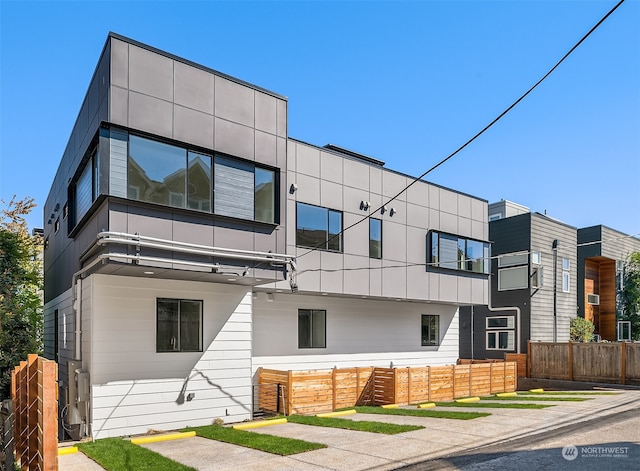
[295,231,639,277]
[294,0,626,261]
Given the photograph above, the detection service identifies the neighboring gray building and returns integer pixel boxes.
[460,203,577,359]
[43,33,489,440]
[578,225,640,341]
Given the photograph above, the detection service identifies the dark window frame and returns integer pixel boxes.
[369,218,382,259]
[125,132,280,224]
[298,309,327,349]
[429,231,490,275]
[296,202,343,252]
[421,314,440,346]
[156,298,203,353]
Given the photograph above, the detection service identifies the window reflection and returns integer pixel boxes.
[296,203,342,252]
[187,152,212,212]
[128,136,186,208]
[369,219,382,259]
[255,167,275,223]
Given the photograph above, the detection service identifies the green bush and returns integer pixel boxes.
[570,317,595,342]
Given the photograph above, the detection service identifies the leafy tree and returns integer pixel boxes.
[570,317,595,342]
[620,251,640,341]
[0,196,43,398]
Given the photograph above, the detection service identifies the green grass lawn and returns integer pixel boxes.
[183,424,326,455]
[519,391,620,396]
[287,414,423,433]
[481,396,590,402]
[433,401,553,409]
[78,438,197,471]
[349,406,490,420]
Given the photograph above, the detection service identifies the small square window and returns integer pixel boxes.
[531,251,541,265]
[157,298,203,352]
[421,315,439,346]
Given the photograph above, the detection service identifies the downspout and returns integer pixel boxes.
[487,273,522,354]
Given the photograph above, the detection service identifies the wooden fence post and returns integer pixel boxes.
[527,341,531,378]
[503,361,506,391]
[621,342,627,385]
[393,367,398,404]
[287,370,293,416]
[451,365,456,399]
[568,341,573,381]
[407,367,411,405]
[332,367,337,411]
[427,366,431,402]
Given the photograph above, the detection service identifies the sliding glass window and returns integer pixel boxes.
[124,133,278,223]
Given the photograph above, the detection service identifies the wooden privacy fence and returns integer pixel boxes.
[257,362,516,415]
[11,354,58,471]
[528,341,640,385]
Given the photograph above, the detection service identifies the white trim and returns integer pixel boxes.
[486,316,515,329]
[486,330,515,350]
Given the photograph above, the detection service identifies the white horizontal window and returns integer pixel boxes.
[498,266,528,291]
[486,316,515,329]
[498,253,528,267]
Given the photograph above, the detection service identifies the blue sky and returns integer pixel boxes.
[1,0,638,237]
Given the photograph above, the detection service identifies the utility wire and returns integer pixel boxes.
[296,232,639,276]
[294,0,627,261]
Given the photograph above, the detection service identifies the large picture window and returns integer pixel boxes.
[421,315,439,346]
[157,298,203,352]
[429,231,489,274]
[126,133,277,223]
[296,203,342,252]
[298,309,326,348]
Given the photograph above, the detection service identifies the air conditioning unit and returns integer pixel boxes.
[587,294,600,305]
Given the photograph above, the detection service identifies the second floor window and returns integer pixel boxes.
[369,218,382,259]
[429,231,489,274]
[296,202,342,252]
[127,134,277,224]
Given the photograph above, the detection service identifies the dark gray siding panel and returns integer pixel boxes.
[109,129,128,198]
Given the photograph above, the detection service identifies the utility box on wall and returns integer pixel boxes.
[66,360,90,439]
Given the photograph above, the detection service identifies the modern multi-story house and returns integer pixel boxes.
[459,200,577,360]
[578,225,640,341]
[43,33,490,440]
[460,201,640,360]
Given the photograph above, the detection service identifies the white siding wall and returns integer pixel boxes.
[252,293,459,372]
[87,274,252,439]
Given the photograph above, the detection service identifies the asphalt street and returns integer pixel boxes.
[401,407,640,471]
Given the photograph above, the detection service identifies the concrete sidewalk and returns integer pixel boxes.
[59,389,640,470]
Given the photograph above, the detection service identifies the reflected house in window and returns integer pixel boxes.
[43,33,491,442]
